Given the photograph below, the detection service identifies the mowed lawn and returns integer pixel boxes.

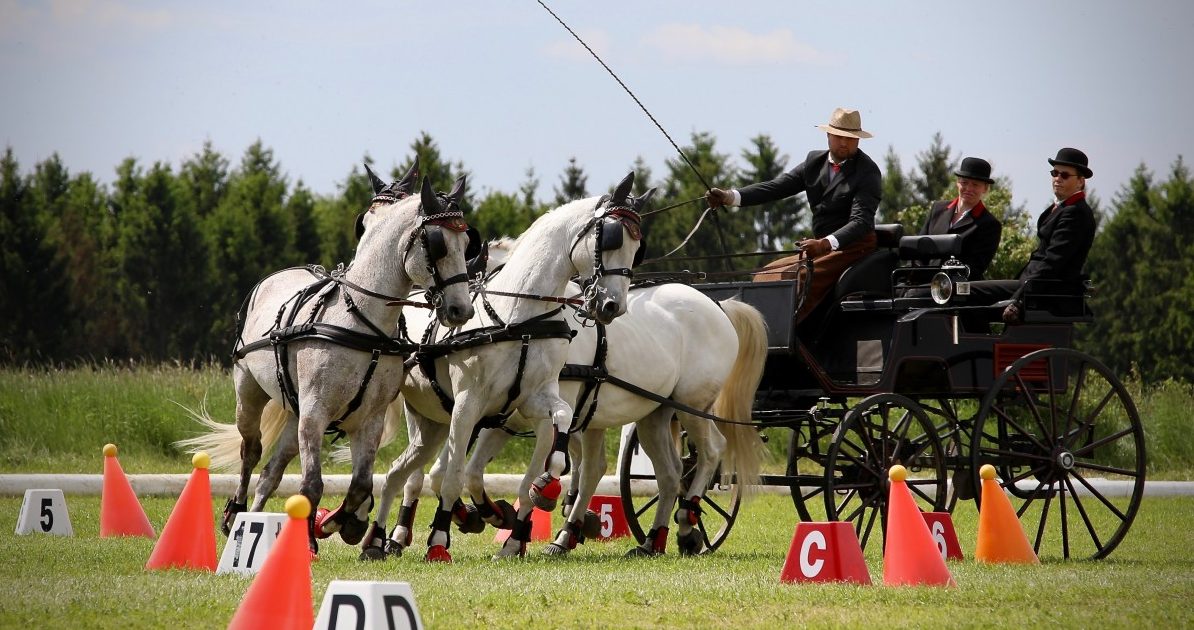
[0,492,1190,629]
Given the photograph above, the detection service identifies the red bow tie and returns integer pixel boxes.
[831,163,841,174]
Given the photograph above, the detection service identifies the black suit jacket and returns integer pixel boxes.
[738,148,882,248]
[1019,193,1096,286]
[920,198,1002,280]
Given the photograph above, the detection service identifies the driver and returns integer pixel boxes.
[706,107,882,322]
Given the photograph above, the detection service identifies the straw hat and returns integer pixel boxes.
[816,107,873,139]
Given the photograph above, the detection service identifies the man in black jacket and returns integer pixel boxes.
[967,148,1096,323]
[920,157,1003,281]
[706,107,882,321]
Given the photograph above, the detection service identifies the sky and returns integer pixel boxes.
[3,0,1192,221]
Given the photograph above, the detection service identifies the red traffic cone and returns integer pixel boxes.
[495,500,552,543]
[146,452,217,571]
[883,465,955,587]
[100,443,155,538]
[228,495,314,630]
[975,465,1040,564]
[780,522,871,585]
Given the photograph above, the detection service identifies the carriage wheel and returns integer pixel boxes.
[786,406,848,522]
[917,397,972,512]
[969,348,1145,560]
[618,425,740,553]
[824,393,949,550]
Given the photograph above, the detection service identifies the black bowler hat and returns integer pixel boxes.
[954,157,994,184]
[1048,147,1093,178]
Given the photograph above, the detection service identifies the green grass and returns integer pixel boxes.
[2,365,1193,478]
[0,494,1190,629]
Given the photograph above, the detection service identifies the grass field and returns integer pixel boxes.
[0,493,1191,629]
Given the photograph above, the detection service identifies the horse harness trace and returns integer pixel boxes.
[231,194,476,440]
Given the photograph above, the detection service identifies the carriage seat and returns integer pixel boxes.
[830,224,905,301]
[874,223,906,249]
[897,233,962,261]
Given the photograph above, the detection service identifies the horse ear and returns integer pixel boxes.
[419,176,439,216]
[396,156,419,194]
[611,171,635,204]
[633,186,658,212]
[364,162,386,195]
[448,174,467,203]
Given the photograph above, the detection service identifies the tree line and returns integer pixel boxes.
[2,132,1191,382]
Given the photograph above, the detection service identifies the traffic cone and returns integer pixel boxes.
[100,443,155,538]
[494,500,552,543]
[146,452,217,571]
[228,495,314,630]
[975,464,1040,564]
[883,465,955,587]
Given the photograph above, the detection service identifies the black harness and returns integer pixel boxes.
[231,196,474,440]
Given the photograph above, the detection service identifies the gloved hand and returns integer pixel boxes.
[705,187,735,207]
[1002,301,1024,324]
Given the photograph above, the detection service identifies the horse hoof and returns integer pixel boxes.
[582,510,602,540]
[425,545,452,563]
[542,542,569,557]
[359,546,387,562]
[492,541,526,560]
[339,517,369,545]
[624,545,661,558]
[383,539,405,557]
[314,507,338,539]
[454,504,486,534]
[676,530,705,556]
[529,473,561,511]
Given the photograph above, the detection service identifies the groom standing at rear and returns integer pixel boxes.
[706,107,882,322]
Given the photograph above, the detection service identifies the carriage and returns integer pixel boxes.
[617,223,1146,560]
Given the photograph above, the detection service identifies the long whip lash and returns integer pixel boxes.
[534,0,711,192]
[534,0,733,267]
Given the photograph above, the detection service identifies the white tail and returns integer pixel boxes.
[710,298,769,493]
[174,399,291,471]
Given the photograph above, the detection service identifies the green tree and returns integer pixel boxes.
[629,156,653,199]
[645,131,748,271]
[911,132,956,207]
[553,157,588,206]
[473,189,530,239]
[178,141,228,219]
[739,134,804,251]
[880,145,915,223]
[1082,159,1194,382]
[203,140,293,344]
[288,181,320,264]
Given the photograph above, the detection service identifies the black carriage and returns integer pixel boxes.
[618,224,1146,560]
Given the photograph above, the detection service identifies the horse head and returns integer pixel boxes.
[573,171,649,324]
[407,175,477,326]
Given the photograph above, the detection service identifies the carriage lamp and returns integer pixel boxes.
[930,257,971,305]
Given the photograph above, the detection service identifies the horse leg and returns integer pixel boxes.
[527,389,576,511]
[626,409,682,557]
[225,368,270,536]
[315,413,383,547]
[248,411,299,512]
[425,394,485,563]
[493,416,555,560]
[363,405,448,560]
[672,415,726,556]
[295,411,329,557]
[561,432,583,519]
[466,427,518,530]
[544,428,606,556]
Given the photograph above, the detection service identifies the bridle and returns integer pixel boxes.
[569,198,644,315]
[391,192,479,310]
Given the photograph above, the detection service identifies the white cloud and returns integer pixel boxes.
[646,23,829,66]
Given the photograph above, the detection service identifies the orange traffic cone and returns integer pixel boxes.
[883,465,955,587]
[975,464,1040,564]
[146,452,217,571]
[228,495,314,630]
[100,443,155,538]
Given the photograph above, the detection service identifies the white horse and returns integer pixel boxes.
[384,266,769,557]
[367,172,649,562]
[178,166,476,554]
